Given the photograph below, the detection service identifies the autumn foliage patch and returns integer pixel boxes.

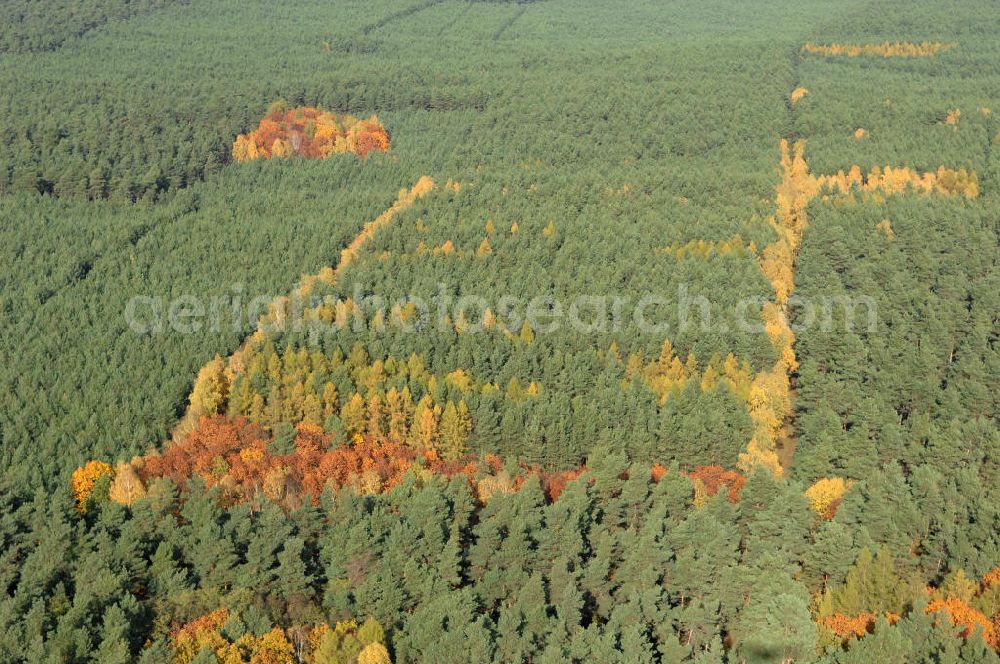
[170,608,392,664]
[70,460,114,511]
[818,612,897,643]
[136,416,600,507]
[94,415,747,509]
[232,102,390,162]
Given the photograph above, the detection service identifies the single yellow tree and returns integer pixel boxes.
[386,386,413,442]
[322,382,339,419]
[805,477,851,518]
[302,393,323,426]
[108,461,146,507]
[407,396,440,450]
[358,642,392,664]
[366,393,385,442]
[340,393,367,440]
[439,401,472,461]
[270,138,294,158]
[254,627,296,663]
[519,321,535,345]
[190,355,230,416]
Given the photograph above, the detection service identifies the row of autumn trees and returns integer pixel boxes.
[800,41,954,58]
[73,414,747,514]
[170,610,392,664]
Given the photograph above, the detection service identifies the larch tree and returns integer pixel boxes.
[321,382,339,419]
[439,401,471,461]
[340,394,367,441]
[366,393,385,442]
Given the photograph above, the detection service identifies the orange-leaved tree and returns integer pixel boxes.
[71,460,114,512]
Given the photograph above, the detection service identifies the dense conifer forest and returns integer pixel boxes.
[0,0,998,662]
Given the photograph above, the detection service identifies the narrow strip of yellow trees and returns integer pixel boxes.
[801,42,954,58]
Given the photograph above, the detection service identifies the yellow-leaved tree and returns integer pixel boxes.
[408,396,441,451]
[358,642,392,664]
[340,393,367,441]
[805,477,852,518]
[108,461,146,507]
[255,627,296,663]
[190,355,230,417]
[439,401,473,460]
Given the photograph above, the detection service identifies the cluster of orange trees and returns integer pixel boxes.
[141,417,473,508]
[78,414,757,511]
[818,611,902,644]
[78,412,869,518]
[800,41,954,57]
[116,416,588,508]
[232,102,390,162]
